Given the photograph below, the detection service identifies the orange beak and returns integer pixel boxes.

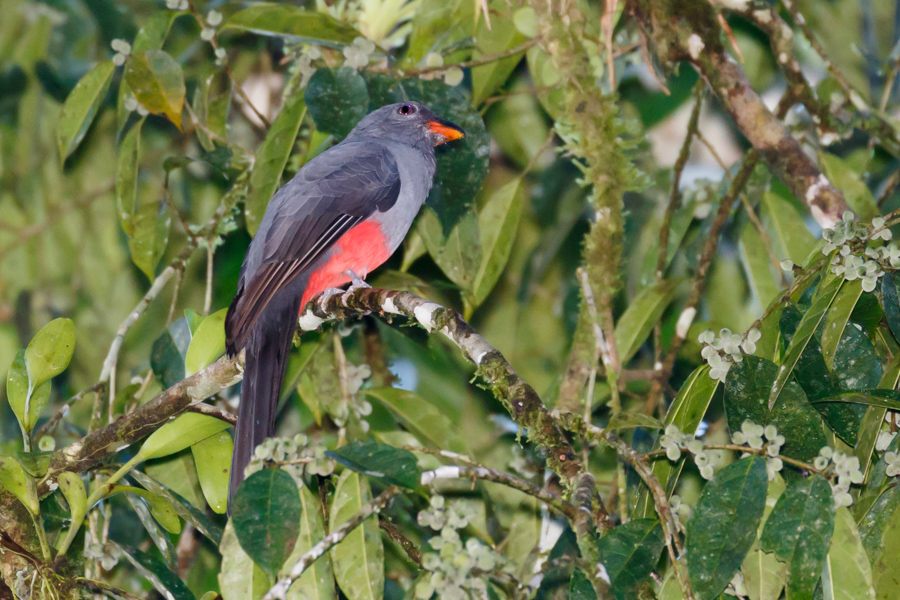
[427,119,465,146]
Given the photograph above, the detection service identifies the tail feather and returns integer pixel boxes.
[227,294,301,511]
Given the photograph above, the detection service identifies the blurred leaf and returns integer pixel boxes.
[151,330,186,390]
[246,94,306,235]
[740,221,780,307]
[605,412,664,431]
[116,543,195,600]
[281,486,336,600]
[130,470,223,544]
[305,68,369,139]
[615,279,679,363]
[109,484,183,534]
[191,430,232,514]
[116,117,144,236]
[15,451,51,478]
[760,475,835,598]
[330,471,384,600]
[859,483,900,599]
[597,518,665,599]
[192,71,232,153]
[327,441,420,489]
[821,279,864,369]
[818,152,878,220]
[725,355,826,462]
[122,492,180,566]
[219,521,271,600]
[232,468,302,580]
[185,309,204,335]
[486,86,550,168]
[125,50,186,129]
[569,568,598,599]
[128,198,171,280]
[57,471,86,526]
[0,457,38,515]
[139,413,231,461]
[471,177,523,306]
[223,4,360,46]
[184,308,228,377]
[822,506,875,600]
[57,60,115,161]
[769,273,843,411]
[761,190,817,266]
[471,7,527,104]
[686,456,767,600]
[634,365,718,519]
[25,317,75,389]
[741,478,788,600]
[882,273,900,344]
[365,387,470,454]
[526,46,566,118]
[7,349,51,434]
[404,0,474,65]
[419,207,481,302]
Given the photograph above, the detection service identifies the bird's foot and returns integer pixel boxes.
[341,270,371,306]
[317,288,345,311]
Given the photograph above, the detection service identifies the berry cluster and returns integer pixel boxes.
[699,327,761,382]
[731,421,784,481]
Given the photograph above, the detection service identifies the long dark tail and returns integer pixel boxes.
[227,293,301,511]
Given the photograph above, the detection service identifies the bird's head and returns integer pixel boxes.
[348,101,465,149]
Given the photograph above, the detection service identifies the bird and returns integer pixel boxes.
[224,101,465,505]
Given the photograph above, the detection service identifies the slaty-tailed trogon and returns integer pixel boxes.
[224,101,464,504]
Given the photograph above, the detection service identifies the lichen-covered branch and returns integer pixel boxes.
[264,486,401,600]
[629,0,852,228]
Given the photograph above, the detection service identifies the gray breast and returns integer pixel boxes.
[372,141,437,250]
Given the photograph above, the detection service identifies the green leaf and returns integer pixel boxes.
[25,317,76,389]
[330,471,384,600]
[725,355,826,462]
[818,152,878,220]
[327,442,420,489]
[0,457,39,515]
[232,468,302,580]
[191,430,232,514]
[123,490,178,567]
[820,279,864,369]
[569,568,598,600]
[634,365,718,519]
[151,330,186,389]
[305,68,370,139]
[471,7,528,105]
[881,273,900,344]
[7,349,51,434]
[614,279,679,363]
[219,521,272,600]
[139,412,232,461]
[246,94,306,235]
[740,221,780,307]
[858,486,900,599]
[57,60,115,161]
[597,519,665,599]
[184,308,228,377]
[605,411,664,431]
[760,475,835,599]
[686,456,768,600]
[419,207,482,302]
[281,486,336,600]
[822,507,875,600]
[742,549,787,600]
[769,273,843,410]
[364,387,470,455]
[129,470,223,544]
[115,117,144,236]
[470,177,524,306]
[116,543,195,600]
[124,50,186,128]
[57,471,86,527]
[223,4,360,46]
[854,359,900,480]
[192,71,231,152]
[108,484,182,534]
[128,198,171,280]
[760,190,817,266]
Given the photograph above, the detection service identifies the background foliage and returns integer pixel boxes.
[1,0,900,598]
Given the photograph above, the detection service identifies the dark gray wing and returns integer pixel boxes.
[225,142,401,353]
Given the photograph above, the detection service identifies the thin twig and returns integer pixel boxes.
[388,38,539,77]
[35,382,104,439]
[379,518,423,567]
[75,578,143,600]
[264,487,402,600]
[204,241,214,316]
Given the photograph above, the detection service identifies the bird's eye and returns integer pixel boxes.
[398,104,415,115]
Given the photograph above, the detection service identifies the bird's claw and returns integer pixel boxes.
[341,270,371,306]
[317,288,344,311]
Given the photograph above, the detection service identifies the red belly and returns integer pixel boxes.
[300,220,392,309]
